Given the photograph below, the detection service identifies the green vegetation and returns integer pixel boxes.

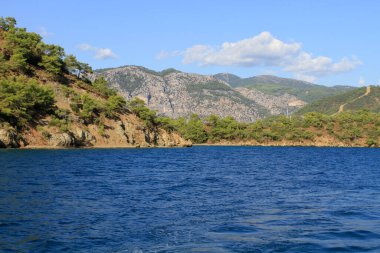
[243,82,353,103]
[345,86,380,112]
[215,74,355,103]
[186,81,232,93]
[127,97,161,129]
[1,17,379,148]
[0,77,55,126]
[96,66,180,76]
[297,86,380,115]
[0,17,90,78]
[0,17,127,132]
[124,98,380,147]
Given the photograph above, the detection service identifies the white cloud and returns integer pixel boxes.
[162,32,361,81]
[358,77,365,86]
[183,32,301,67]
[78,43,117,60]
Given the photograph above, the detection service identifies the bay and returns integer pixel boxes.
[0,146,380,252]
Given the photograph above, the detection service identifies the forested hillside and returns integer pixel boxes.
[0,17,190,148]
[214,74,355,102]
[296,86,380,115]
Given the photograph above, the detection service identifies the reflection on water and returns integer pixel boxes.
[0,147,380,252]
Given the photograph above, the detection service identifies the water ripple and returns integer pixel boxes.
[0,147,380,252]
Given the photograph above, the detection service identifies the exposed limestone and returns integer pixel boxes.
[74,129,96,146]
[0,127,20,148]
[49,133,76,147]
[94,66,268,122]
[235,87,307,115]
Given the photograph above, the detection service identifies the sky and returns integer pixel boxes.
[2,0,380,86]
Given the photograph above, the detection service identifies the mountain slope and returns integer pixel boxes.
[95,66,332,121]
[296,86,380,115]
[0,17,190,148]
[94,66,270,122]
[214,74,355,103]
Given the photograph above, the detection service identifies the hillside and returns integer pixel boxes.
[214,74,355,103]
[94,66,319,121]
[296,86,380,115]
[94,66,270,121]
[167,111,380,147]
[0,17,191,148]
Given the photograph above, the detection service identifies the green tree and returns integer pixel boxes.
[128,97,157,128]
[105,95,126,117]
[181,114,208,143]
[2,26,42,71]
[92,77,116,97]
[38,44,65,75]
[64,54,92,78]
[0,17,16,31]
[0,77,55,126]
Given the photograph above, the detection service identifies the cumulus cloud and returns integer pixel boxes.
[78,43,117,60]
[183,32,301,67]
[161,32,361,81]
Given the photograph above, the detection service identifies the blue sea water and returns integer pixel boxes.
[0,146,380,253]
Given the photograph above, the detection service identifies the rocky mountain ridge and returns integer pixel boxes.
[95,66,328,121]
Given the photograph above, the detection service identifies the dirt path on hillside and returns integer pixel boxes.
[337,86,371,113]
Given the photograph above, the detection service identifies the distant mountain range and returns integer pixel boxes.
[94,65,359,121]
[213,73,355,102]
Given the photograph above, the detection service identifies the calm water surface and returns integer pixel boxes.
[0,146,380,252]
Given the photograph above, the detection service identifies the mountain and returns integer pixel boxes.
[296,85,380,115]
[94,66,270,122]
[214,74,355,103]
[0,18,190,148]
[94,66,323,121]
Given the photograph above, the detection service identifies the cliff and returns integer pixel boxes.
[95,66,355,122]
[94,66,269,122]
[0,77,191,149]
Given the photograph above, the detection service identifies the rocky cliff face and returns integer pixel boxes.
[0,127,20,148]
[95,66,313,122]
[95,66,269,122]
[235,88,306,115]
[0,76,191,149]
[0,114,191,149]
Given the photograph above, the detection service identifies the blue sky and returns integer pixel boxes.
[2,0,379,86]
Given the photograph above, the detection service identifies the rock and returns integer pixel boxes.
[49,133,76,147]
[0,128,20,148]
[75,129,96,146]
[156,129,192,147]
[115,121,130,143]
[235,87,306,115]
[93,66,267,122]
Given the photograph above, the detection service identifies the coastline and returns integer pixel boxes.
[6,142,375,149]
[193,142,376,148]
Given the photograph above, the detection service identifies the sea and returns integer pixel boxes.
[0,146,380,252]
